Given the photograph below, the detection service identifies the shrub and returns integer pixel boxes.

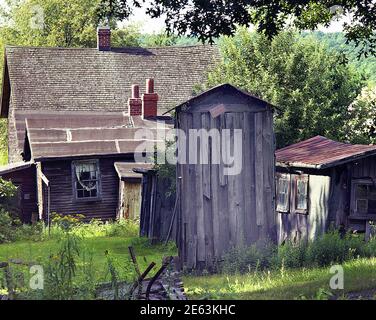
[105,219,139,238]
[305,231,363,267]
[51,213,84,231]
[14,222,46,242]
[0,209,17,243]
[221,240,277,274]
[362,237,376,257]
[277,241,307,269]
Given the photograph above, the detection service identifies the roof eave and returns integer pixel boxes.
[276,148,376,170]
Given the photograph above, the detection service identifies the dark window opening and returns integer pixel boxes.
[73,160,100,200]
[354,183,376,215]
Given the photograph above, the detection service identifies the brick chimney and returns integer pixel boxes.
[142,79,158,118]
[128,84,142,116]
[97,26,111,51]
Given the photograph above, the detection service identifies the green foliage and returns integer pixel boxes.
[221,240,276,274]
[304,32,376,84]
[344,86,376,144]
[219,231,376,275]
[0,0,99,48]
[43,233,82,299]
[0,177,17,198]
[140,31,199,47]
[103,219,139,238]
[207,28,363,147]
[0,120,7,165]
[144,0,376,58]
[111,24,142,47]
[0,209,15,243]
[305,232,364,267]
[277,241,307,269]
[184,257,376,300]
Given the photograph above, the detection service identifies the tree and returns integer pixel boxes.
[0,0,147,164]
[205,28,363,148]
[0,0,100,47]
[345,86,376,144]
[135,0,376,58]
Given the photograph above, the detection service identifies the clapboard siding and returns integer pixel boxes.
[41,157,127,220]
[176,87,276,269]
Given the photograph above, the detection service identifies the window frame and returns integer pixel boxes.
[72,159,102,202]
[351,179,376,217]
[276,173,291,213]
[291,174,309,215]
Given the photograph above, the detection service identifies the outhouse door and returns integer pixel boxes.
[118,180,142,220]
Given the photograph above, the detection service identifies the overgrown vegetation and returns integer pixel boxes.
[183,231,376,300]
[0,214,177,299]
[184,258,376,300]
[219,231,376,275]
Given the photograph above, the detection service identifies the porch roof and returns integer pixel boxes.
[114,162,154,181]
[0,161,34,176]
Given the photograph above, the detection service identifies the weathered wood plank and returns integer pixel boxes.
[255,112,264,229]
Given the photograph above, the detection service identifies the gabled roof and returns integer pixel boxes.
[165,83,278,115]
[1,45,219,117]
[24,111,173,161]
[276,135,376,169]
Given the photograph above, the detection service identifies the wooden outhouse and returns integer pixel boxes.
[172,84,277,269]
[276,135,376,242]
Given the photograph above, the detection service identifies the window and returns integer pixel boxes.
[293,175,309,214]
[276,173,309,214]
[276,173,290,212]
[352,181,376,215]
[73,160,100,200]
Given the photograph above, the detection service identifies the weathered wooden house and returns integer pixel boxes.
[276,135,376,243]
[20,81,173,221]
[171,84,277,269]
[0,26,218,222]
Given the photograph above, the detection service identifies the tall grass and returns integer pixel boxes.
[220,231,376,274]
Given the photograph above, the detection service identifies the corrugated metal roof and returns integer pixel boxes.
[114,162,154,180]
[276,136,376,169]
[24,112,173,161]
[0,161,34,176]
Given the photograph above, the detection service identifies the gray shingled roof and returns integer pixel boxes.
[24,111,174,161]
[2,45,219,116]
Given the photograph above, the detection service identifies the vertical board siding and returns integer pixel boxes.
[178,104,276,269]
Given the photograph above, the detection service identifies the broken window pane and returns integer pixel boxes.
[355,183,376,214]
[296,179,308,211]
[74,160,100,199]
[277,176,289,212]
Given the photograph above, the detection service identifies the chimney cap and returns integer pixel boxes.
[97,25,111,31]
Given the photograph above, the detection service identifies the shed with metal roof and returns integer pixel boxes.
[275,136,376,242]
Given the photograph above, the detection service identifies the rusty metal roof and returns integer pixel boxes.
[276,135,376,169]
[24,111,173,161]
[114,162,154,180]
